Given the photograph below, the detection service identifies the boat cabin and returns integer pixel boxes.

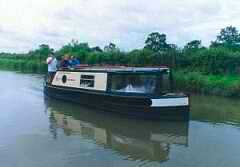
[51,67,172,96]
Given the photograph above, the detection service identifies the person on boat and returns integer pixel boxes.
[60,54,71,68]
[55,55,62,69]
[46,53,57,82]
[69,56,80,68]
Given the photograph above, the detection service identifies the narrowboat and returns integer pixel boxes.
[44,66,190,120]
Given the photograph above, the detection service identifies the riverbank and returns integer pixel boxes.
[0,58,47,73]
[0,58,240,97]
[174,70,240,97]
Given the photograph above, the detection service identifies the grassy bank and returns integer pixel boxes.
[174,70,240,97]
[0,58,47,73]
[0,57,239,97]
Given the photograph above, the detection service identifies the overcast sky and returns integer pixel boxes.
[0,0,240,53]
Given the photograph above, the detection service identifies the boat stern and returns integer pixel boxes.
[151,96,189,108]
[145,94,190,121]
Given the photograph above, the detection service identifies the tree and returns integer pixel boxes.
[104,43,119,52]
[211,26,240,49]
[144,32,169,52]
[184,40,202,50]
[91,46,103,52]
[38,44,54,56]
[128,49,154,66]
[217,26,240,44]
[28,44,54,60]
[56,40,92,63]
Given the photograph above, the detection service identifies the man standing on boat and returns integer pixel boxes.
[46,53,57,83]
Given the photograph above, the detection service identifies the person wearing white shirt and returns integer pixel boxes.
[46,54,58,83]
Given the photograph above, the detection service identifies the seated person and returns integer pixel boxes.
[60,54,71,68]
[69,56,80,68]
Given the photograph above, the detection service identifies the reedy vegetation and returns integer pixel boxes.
[1,26,240,96]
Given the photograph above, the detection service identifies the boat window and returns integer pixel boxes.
[110,71,171,94]
[110,74,158,94]
[160,71,171,93]
[81,75,94,80]
[80,75,95,88]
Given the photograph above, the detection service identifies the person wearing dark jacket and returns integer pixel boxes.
[60,54,71,68]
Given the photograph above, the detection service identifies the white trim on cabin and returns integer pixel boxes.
[52,71,108,91]
[151,97,189,107]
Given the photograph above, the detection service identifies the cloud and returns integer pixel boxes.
[0,0,240,53]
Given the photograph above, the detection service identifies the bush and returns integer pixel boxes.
[174,70,240,97]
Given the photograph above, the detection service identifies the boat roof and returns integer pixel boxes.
[60,66,170,73]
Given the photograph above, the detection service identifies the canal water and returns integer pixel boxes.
[0,71,240,167]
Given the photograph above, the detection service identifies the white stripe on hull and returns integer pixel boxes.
[151,97,189,107]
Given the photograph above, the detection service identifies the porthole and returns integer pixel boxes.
[62,75,67,84]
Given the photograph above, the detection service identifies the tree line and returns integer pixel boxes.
[1,26,240,74]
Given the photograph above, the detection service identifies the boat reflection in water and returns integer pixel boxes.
[46,100,189,162]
